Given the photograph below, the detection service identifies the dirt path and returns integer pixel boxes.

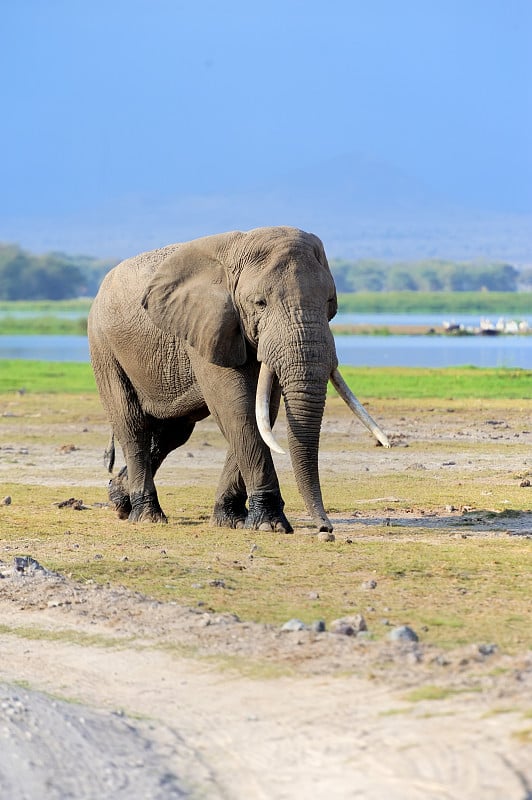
[1,563,531,800]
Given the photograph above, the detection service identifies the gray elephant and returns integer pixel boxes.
[88,226,389,533]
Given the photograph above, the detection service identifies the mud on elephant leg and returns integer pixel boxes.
[109,466,167,523]
[109,467,132,520]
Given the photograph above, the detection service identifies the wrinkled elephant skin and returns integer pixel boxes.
[88,226,387,532]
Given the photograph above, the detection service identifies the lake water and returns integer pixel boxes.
[1,332,531,368]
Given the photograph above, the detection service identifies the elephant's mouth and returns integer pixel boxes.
[255,362,390,453]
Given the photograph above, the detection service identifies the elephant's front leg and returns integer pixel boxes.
[211,450,248,528]
[193,359,292,533]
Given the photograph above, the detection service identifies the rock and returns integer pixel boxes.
[330,614,367,636]
[317,531,335,542]
[388,625,419,643]
[307,590,320,600]
[1,496,11,505]
[361,579,377,590]
[519,479,531,487]
[281,618,308,632]
[478,643,498,656]
[311,619,326,633]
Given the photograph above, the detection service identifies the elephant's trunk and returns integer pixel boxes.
[282,380,332,532]
[255,360,391,532]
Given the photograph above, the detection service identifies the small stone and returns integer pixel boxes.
[311,619,326,633]
[330,614,367,636]
[519,479,531,487]
[208,579,226,588]
[317,531,335,542]
[361,579,377,590]
[308,590,320,600]
[281,618,308,632]
[388,625,419,643]
[478,643,498,656]
[1,496,11,506]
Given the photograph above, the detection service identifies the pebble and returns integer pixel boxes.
[281,618,308,632]
[311,619,326,633]
[1,496,11,506]
[330,614,367,636]
[361,579,377,590]
[387,625,419,643]
[478,643,498,656]
[317,531,335,542]
[307,590,320,600]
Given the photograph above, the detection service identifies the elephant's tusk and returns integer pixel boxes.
[330,367,391,448]
[256,362,286,455]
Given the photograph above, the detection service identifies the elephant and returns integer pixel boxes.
[88,226,389,533]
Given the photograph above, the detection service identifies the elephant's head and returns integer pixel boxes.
[142,226,388,531]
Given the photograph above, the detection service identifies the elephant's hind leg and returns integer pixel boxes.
[109,466,131,519]
[110,418,197,523]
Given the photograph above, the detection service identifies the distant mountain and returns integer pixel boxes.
[2,154,531,263]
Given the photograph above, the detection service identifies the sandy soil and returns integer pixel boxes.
[1,398,531,798]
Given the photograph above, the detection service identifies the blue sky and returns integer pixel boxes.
[1,0,531,246]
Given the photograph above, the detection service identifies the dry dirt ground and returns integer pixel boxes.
[1,397,531,799]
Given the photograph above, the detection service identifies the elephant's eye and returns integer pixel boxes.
[254,298,267,309]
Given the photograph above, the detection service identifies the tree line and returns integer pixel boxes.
[0,244,116,300]
[330,258,531,293]
[0,243,531,300]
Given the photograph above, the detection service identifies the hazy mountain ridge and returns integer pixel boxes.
[2,155,531,263]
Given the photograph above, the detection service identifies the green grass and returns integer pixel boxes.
[0,316,88,335]
[334,366,532,399]
[0,299,92,313]
[1,478,531,653]
[337,291,532,314]
[1,292,531,334]
[0,360,97,393]
[1,390,531,654]
[1,360,530,398]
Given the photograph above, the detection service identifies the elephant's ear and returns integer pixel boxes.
[141,235,247,367]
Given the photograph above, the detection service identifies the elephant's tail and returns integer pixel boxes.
[103,431,116,473]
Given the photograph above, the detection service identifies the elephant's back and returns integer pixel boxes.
[88,242,183,350]
[104,242,182,288]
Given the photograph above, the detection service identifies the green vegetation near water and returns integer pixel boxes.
[1,359,530,398]
[337,291,532,314]
[0,292,530,335]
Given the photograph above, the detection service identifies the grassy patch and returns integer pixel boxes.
[402,685,482,702]
[511,728,532,744]
[2,477,531,652]
[337,291,532,314]
[0,316,87,335]
[1,361,531,399]
[0,361,97,394]
[2,391,531,654]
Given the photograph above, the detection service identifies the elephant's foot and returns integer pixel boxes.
[211,493,248,529]
[245,490,293,533]
[128,491,168,523]
[109,473,132,520]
